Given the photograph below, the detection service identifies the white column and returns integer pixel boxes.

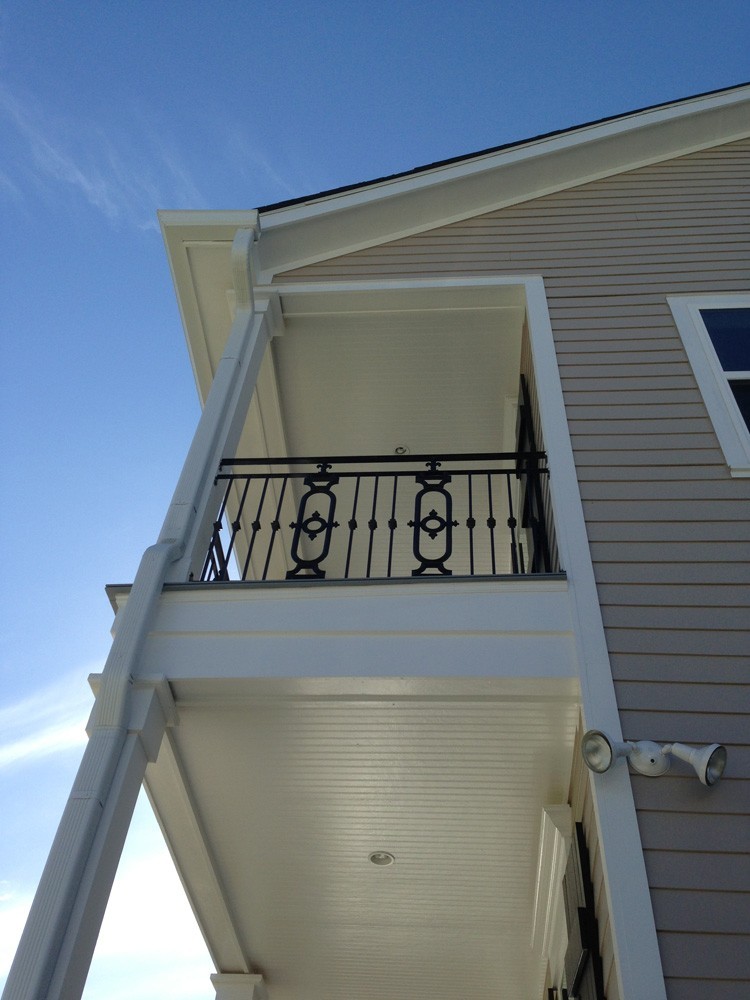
[2,226,264,1000]
[211,973,267,1000]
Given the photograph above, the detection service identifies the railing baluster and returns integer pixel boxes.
[386,475,398,578]
[486,472,497,576]
[262,477,288,581]
[344,475,361,580]
[200,478,233,581]
[467,473,475,576]
[225,476,252,566]
[241,476,270,580]
[366,475,380,579]
[506,473,519,575]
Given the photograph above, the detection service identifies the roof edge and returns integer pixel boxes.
[257,81,750,217]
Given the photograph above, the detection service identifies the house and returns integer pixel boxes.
[4,82,749,1000]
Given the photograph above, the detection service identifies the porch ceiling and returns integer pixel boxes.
[175,238,527,459]
[268,306,524,457]
[146,678,579,1000]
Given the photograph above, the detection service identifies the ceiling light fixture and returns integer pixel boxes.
[581,729,727,786]
[368,851,395,866]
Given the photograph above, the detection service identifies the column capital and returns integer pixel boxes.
[211,972,267,1000]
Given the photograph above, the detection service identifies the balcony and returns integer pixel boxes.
[200,448,558,584]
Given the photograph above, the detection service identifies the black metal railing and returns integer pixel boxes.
[198,452,557,583]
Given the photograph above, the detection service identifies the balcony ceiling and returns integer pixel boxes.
[267,307,524,457]
[166,240,527,457]
[146,677,579,1000]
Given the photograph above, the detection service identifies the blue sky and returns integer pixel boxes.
[1,2,748,997]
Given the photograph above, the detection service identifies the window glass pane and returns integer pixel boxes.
[700,309,750,371]
[730,381,750,429]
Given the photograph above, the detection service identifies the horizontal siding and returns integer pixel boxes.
[632,776,750,815]
[644,851,750,892]
[600,583,750,606]
[610,653,749,684]
[275,138,750,997]
[651,888,750,934]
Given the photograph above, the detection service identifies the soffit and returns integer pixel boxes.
[147,679,579,1000]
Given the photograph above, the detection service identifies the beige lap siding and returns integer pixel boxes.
[275,137,750,999]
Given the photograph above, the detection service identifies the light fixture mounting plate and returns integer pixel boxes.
[628,740,671,777]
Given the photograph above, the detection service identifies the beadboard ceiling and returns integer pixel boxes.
[270,308,523,457]
[147,680,579,1000]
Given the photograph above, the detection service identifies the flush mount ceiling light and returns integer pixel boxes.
[394,445,410,456]
[581,729,727,786]
[368,851,395,866]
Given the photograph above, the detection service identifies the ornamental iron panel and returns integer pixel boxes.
[198,451,559,583]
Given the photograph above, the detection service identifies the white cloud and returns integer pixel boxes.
[0,790,213,998]
[0,85,207,228]
[0,888,33,982]
[0,671,93,769]
[83,793,213,999]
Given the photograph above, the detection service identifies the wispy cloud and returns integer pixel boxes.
[0,886,32,981]
[224,123,301,199]
[0,797,212,996]
[0,169,22,201]
[0,671,94,769]
[0,85,207,229]
[82,799,213,999]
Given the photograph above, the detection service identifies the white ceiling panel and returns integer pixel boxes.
[155,689,578,1000]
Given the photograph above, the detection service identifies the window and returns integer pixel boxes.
[668,295,750,477]
[699,308,750,428]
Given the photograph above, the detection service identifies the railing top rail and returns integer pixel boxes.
[219,451,548,468]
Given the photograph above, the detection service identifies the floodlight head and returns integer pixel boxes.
[667,742,727,786]
[581,730,631,774]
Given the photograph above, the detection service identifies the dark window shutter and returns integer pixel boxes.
[561,823,606,1000]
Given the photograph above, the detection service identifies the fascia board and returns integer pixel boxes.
[159,211,260,404]
[257,88,750,277]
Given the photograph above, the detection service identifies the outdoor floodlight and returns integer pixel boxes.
[668,741,728,787]
[581,729,727,786]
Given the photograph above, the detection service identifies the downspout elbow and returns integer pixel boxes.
[93,540,183,733]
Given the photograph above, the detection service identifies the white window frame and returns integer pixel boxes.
[668,294,750,478]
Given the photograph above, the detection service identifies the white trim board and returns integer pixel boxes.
[668,294,750,478]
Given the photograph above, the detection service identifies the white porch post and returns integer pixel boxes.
[2,225,265,1000]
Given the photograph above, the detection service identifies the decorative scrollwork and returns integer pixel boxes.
[286,473,340,578]
[409,467,458,575]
